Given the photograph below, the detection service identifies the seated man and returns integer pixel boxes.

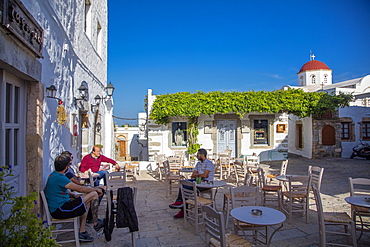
[61,151,82,185]
[79,145,120,187]
[45,154,104,242]
[169,148,215,218]
[61,150,105,224]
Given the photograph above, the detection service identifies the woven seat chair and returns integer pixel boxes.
[222,174,254,227]
[180,180,213,235]
[267,160,288,184]
[281,175,311,223]
[202,205,252,247]
[312,184,357,247]
[257,167,282,209]
[348,177,370,240]
[40,191,80,246]
[163,160,184,196]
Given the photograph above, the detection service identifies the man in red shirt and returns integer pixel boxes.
[79,146,120,186]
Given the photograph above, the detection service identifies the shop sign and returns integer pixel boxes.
[1,0,44,58]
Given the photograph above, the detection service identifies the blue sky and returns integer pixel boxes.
[108,0,370,126]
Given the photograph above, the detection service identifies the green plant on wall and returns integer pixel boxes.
[0,165,58,246]
[187,117,200,155]
[149,89,353,153]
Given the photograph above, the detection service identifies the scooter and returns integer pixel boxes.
[350,139,370,160]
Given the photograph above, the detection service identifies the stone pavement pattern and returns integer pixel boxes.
[62,154,370,246]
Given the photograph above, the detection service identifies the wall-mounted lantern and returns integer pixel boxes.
[105,82,115,97]
[46,85,62,104]
[74,81,89,106]
[91,95,101,112]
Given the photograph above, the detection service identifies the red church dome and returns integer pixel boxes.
[298,60,331,73]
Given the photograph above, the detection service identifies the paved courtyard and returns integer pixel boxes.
[63,154,370,246]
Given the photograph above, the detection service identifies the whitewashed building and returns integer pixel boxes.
[0,0,112,199]
[114,112,148,161]
[145,57,370,161]
[146,89,289,162]
[285,57,370,158]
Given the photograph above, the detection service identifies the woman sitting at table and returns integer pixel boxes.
[168,148,215,218]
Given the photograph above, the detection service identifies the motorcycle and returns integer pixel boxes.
[350,139,370,160]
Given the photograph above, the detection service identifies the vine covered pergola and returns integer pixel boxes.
[149,89,353,154]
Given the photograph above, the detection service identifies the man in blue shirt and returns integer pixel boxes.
[45,154,104,242]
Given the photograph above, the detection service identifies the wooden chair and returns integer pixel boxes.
[155,154,167,180]
[308,166,324,191]
[40,191,80,247]
[281,175,311,223]
[202,205,252,247]
[218,153,231,180]
[168,156,182,172]
[257,167,282,209]
[348,177,370,240]
[106,171,127,191]
[230,186,267,244]
[313,184,357,247]
[308,166,325,205]
[180,180,213,235]
[105,187,138,246]
[267,160,288,184]
[222,174,254,227]
[245,155,260,166]
[232,158,246,186]
[163,160,183,197]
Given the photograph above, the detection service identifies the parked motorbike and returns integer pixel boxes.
[350,139,370,160]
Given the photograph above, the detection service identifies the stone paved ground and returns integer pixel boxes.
[62,154,370,246]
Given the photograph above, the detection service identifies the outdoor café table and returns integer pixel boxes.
[276,174,302,182]
[345,196,370,239]
[231,205,286,246]
[196,180,227,210]
[179,167,194,179]
[276,175,301,191]
[79,172,100,185]
[247,163,270,173]
[345,196,370,208]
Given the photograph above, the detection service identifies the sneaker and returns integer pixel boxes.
[87,218,102,224]
[169,201,183,209]
[93,218,105,232]
[173,210,184,218]
[79,231,94,242]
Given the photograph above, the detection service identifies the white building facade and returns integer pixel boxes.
[286,58,370,158]
[146,89,288,162]
[114,112,148,161]
[0,0,112,199]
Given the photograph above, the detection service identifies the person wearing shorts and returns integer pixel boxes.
[45,154,104,242]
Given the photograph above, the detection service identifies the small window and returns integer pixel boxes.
[324,74,328,84]
[311,75,316,84]
[253,119,269,145]
[296,122,303,149]
[341,122,350,139]
[322,125,335,145]
[96,21,102,54]
[172,122,187,146]
[84,0,92,36]
[362,122,370,140]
